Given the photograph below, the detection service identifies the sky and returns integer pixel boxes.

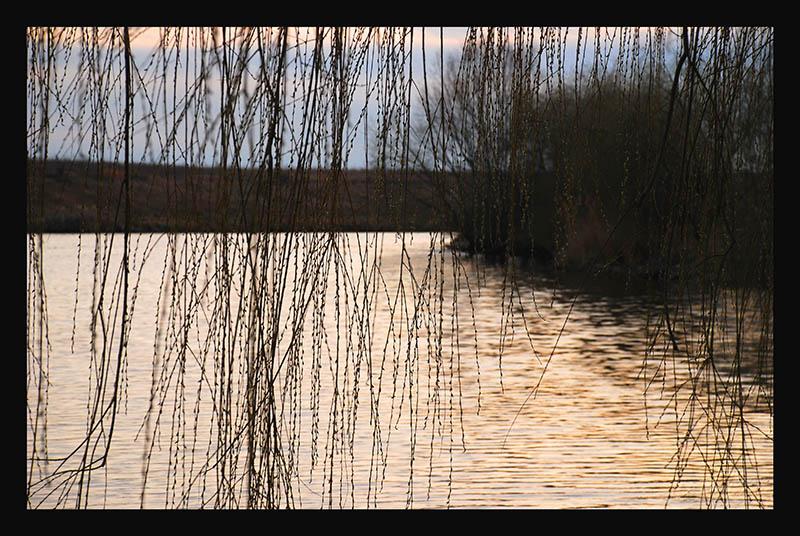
[28,27,684,169]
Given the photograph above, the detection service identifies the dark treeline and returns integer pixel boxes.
[413,28,773,289]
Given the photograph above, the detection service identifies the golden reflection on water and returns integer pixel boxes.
[27,233,772,508]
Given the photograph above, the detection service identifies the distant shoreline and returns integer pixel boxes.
[27,159,454,234]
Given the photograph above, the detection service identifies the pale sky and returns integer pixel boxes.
[29,27,684,169]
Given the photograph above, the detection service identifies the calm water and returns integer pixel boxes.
[26,233,773,509]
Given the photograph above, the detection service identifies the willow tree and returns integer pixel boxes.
[27,26,773,509]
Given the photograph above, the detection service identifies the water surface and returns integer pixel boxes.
[26,233,773,508]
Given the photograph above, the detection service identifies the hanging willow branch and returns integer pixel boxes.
[26,26,772,509]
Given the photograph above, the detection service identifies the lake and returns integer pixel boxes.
[26,232,773,509]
